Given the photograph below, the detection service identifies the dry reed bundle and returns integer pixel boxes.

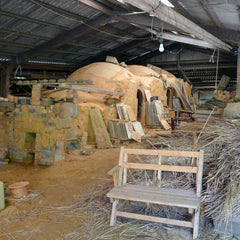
[199,122,240,224]
[144,120,240,225]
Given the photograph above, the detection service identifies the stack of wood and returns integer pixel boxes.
[213,90,232,102]
[108,104,145,142]
[145,100,171,130]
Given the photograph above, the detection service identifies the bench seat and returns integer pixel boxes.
[107,184,200,209]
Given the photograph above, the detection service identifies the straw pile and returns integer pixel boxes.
[146,120,240,225]
[199,122,240,224]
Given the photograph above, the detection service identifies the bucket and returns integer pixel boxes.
[8,181,29,199]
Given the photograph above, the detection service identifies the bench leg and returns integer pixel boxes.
[193,207,200,239]
[110,200,119,226]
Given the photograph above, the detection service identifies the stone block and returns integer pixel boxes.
[223,102,240,119]
[65,127,81,140]
[66,141,82,150]
[31,85,42,106]
[81,146,93,155]
[59,102,78,118]
[56,118,78,129]
[36,147,54,165]
[55,141,65,162]
[8,148,24,162]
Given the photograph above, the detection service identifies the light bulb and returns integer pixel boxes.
[159,43,164,52]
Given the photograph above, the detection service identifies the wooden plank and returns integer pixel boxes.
[90,108,112,149]
[171,82,192,111]
[126,105,136,121]
[158,155,162,181]
[107,187,199,208]
[118,147,124,186]
[108,165,120,175]
[132,121,145,136]
[144,89,151,102]
[124,148,200,158]
[193,208,200,239]
[123,153,128,184]
[124,185,196,197]
[62,84,124,96]
[196,150,204,197]
[123,162,197,173]
[115,211,193,228]
[110,200,119,226]
[157,114,171,130]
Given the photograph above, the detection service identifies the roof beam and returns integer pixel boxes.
[0,10,69,31]
[203,25,240,44]
[168,0,198,23]
[77,34,151,68]
[132,24,215,49]
[169,1,239,44]
[79,0,177,32]
[0,29,106,50]
[77,0,114,15]
[21,14,111,62]
[66,42,107,51]
[24,0,88,22]
[0,29,49,41]
[0,41,96,56]
[207,0,240,5]
[200,0,223,27]
[118,0,232,51]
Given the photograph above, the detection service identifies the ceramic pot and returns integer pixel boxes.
[8,181,29,199]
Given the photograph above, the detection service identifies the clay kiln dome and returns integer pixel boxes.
[66,62,135,91]
[128,65,160,78]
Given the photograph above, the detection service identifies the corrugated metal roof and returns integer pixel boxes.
[0,0,238,68]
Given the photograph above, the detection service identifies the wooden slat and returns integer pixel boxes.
[90,108,112,149]
[123,162,197,173]
[62,84,124,96]
[124,148,200,158]
[118,147,125,186]
[196,150,204,197]
[123,153,128,184]
[126,105,136,121]
[108,165,120,175]
[115,211,193,228]
[124,185,196,197]
[157,113,171,130]
[107,187,199,208]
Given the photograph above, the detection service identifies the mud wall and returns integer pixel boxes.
[0,111,7,160]
[6,102,82,165]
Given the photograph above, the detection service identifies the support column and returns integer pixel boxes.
[0,63,13,98]
[235,46,240,101]
[31,84,42,105]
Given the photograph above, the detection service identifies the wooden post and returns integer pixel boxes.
[157,155,162,181]
[0,63,13,98]
[31,84,42,105]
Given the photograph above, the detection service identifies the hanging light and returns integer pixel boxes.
[159,38,164,52]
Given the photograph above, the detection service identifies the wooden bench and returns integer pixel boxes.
[107,147,204,239]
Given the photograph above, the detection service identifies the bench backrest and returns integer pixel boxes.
[118,147,204,197]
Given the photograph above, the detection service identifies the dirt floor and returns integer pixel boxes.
[0,146,121,240]
[0,126,239,240]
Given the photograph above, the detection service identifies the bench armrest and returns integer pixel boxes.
[108,165,121,175]
[108,165,121,188]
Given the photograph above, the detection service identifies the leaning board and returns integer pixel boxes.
[90,108,112,149]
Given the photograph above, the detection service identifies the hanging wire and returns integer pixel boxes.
[215,48,220,89]
[209,48,216,63]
